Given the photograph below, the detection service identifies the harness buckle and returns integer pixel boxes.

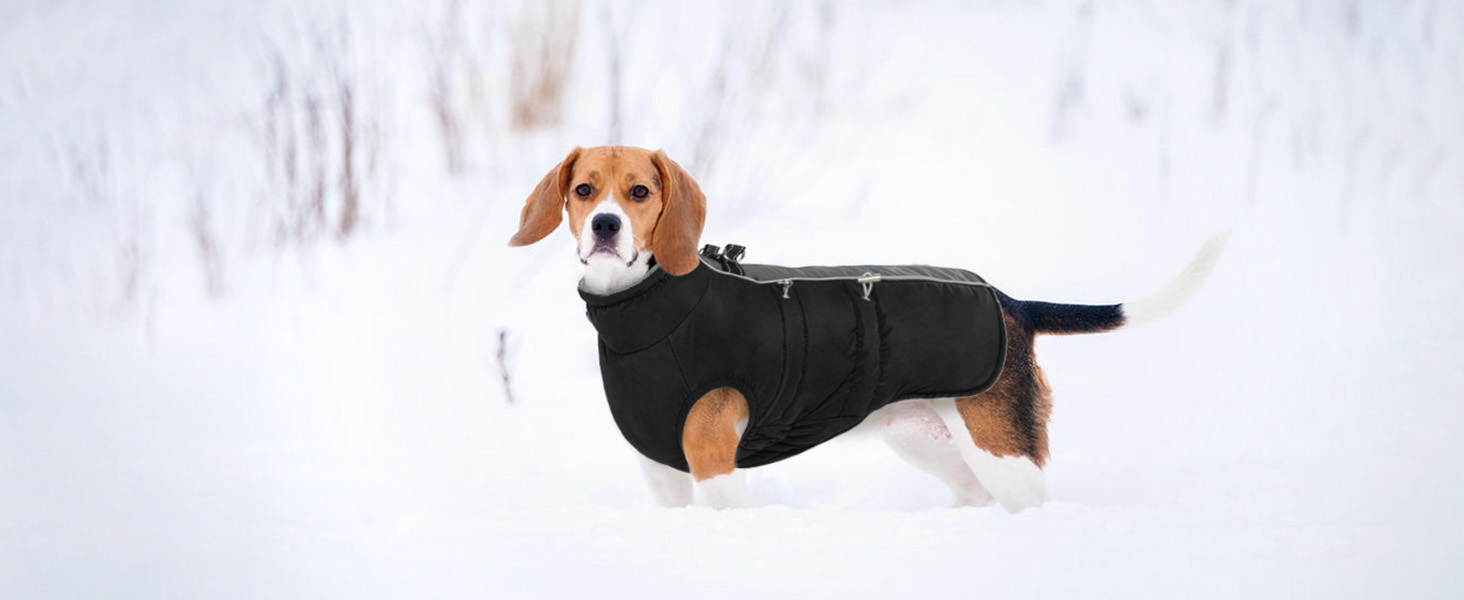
[720,243,746,276]
[698,243,746,275]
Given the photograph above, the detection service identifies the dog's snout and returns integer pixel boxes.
[591,214,621,240]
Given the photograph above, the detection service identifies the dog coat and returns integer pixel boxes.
[579,246,1007,472]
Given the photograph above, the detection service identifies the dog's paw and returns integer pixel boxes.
[698,472,747,509]
[979,456,1049,513]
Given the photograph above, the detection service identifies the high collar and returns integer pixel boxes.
[579,262,712,354]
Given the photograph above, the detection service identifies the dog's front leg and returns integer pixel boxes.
[682,387,749,509]
[638,454,693,507]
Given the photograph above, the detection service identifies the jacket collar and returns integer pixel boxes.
[579,262,712,354]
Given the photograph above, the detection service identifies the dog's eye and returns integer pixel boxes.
[630,184,649,200]
[574,183,594,199]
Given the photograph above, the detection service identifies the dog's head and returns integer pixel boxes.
[509,146,706,293]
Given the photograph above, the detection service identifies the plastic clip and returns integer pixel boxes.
[720,244,746,276]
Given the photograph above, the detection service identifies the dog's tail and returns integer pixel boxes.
[1000,231,1230,336]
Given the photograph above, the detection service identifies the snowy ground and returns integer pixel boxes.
[3,1,1463,598]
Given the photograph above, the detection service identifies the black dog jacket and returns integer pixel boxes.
[579,249,1007,472]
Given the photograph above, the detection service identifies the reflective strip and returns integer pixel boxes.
[697,256,993,290]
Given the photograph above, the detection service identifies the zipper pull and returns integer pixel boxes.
[858,273,880,301]
[779,279,793,299]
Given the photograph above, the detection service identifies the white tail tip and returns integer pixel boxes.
[1122,230,1231,327]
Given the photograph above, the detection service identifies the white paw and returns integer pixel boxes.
[976,454,1049,513]
[930,399,1049,513]
[698,471,746,509]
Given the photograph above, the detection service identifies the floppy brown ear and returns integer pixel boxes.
[509,148,581,247]
[650,150,707,275]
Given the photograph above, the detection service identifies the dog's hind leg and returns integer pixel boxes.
[638,454,693,507]
[683,387,750,509]
[875,401,995,507]
[931,397,1049,513]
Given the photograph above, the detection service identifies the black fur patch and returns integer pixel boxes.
[996,289,1124,335]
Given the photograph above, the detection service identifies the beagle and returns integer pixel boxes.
[509,146,1226,512]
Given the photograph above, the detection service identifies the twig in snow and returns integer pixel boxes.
[496,328,516,406]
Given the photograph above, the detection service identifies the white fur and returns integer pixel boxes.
[873,402,996,507]
[929,398,1049,513]
[638,453,693,507]
[581,255,652,296]
[1123,230,1230,327]
[698,471,747,509]
[578,193,653,295]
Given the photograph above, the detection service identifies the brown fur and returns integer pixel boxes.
[507,146,706,275]
[509,147,580,247]
[955,312,1053,466]
[681,387,749,481]
[648,150,707,276]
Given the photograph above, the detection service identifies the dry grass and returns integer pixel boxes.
[508,0,581,131]
[189,187,224,299]
[254,15,387,247]
[59,124,153,306]
[428,60,467,174]
[422,0,489,175]
[116,175,150,306]
[337,78,358,239]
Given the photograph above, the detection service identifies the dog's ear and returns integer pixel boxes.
[509,147,581,247]
[650,150,706,276]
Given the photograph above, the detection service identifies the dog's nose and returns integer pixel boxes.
[591,214,621,240]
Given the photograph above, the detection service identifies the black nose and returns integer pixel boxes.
[591,214,621,240]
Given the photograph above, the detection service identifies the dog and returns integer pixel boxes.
[509,146,1226,512]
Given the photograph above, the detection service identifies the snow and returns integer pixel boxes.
[3,0,1463,598]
